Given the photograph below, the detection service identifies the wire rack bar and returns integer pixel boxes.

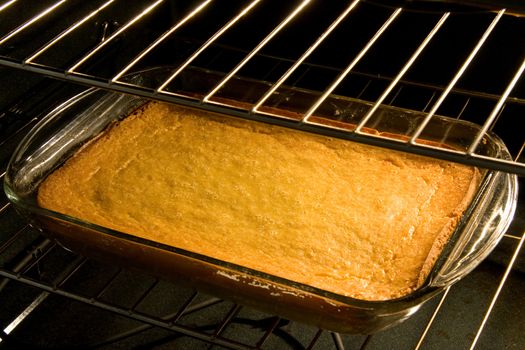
[469,230,525,350]
[414,287,451,350]
[302,7,402,121]
[0,225,30,256]
[169,291,199,325]
[0,117,38,149]
[468,55,525,155]
[360,335,372,350]
[131,278,160,311]
[331,332,345,350]
[305,329,324,350]
[213,304,242,337]
[202,0,311,103]
[67,0,165,74]
[0,0,67,45]
[255,316,282,349]
[94,267,123,299]
[0,291,47,341]
[252,0,360,114]
[24,0,117,64]
[410,9,505,144]
[53,256,89,287]
[503,233,521,240]
[154,0,260,91]
[354,12,450,132]
[111,0,214,83]
[0,0,16,12]
[0,118,37,148]
[0,202,9,215]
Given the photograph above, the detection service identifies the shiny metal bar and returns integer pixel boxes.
[471,152,525,169]
[25,0,117,64]
[0,254,85,344]
[455,97,470,119]
[355,12,450,133]
[256,317,283,348]
[302,8,402,122]
[504,233,521,240]
[3,56,524,174]
[155,0,260,92]
[331,332,345,350]
[356,79,372,99]
[467,55,525,154]
[67,0,165,74]
[112,0,214,83]
[131,279,160,311]
[387,86,403,105]
[0,202,9,215]
[360,335,372,350]
[422,91,437,113]
[469,231,525,350]
[305,329,324,350]
[0,0,67,45]
[213,304,242,337]
[252,0,360,113]
[95,268,123,299]
[0,117,38,148]
[203,0,311,103]
[0,0,17,12]
[0,225,30,256]
[516,140,525,160]
[0,292,49,344]
[414,287,451,350]
[410,10,505,144]
[169,291,199,324]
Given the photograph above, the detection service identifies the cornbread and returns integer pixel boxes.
[37,101,481,300]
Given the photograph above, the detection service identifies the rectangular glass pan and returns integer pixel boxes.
[4,67,517,334]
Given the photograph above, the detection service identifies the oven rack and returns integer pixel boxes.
[0,0,524,175]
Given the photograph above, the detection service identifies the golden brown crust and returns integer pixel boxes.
[37,101,481,301]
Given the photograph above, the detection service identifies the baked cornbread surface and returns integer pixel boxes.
[38,102,481,301]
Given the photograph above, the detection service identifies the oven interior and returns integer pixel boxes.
[0,0,524,348]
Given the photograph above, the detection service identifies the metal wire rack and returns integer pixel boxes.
[0,0,524,174]
[0,0,524,349]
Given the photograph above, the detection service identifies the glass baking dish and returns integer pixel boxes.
[4,68,517,334]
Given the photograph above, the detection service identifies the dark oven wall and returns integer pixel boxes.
[1,1,524,349]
